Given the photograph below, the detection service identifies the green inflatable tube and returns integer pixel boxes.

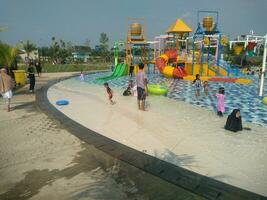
[147,84,168,95]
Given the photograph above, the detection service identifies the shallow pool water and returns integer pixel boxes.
[79,71,267,127]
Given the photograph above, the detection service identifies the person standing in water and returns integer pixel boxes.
[80,70,85,81]
[136,63,147,111]
[193,74,202,97]
[0,68,14,112]
[215,87,225,117]
[203,81,209,96]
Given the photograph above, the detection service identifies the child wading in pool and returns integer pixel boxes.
[193,74,202,97]
[104,82,115,104]
[203,81,209,96]
[215,87,225,117]
[80,71,85,81]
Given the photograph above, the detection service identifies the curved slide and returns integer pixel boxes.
[97,63,128,82]
[155,50,187,79]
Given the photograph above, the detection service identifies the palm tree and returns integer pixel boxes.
[0,26,8,32]
[0,43,18,68]
[22,40,36,57]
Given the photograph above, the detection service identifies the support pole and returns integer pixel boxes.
[147,45,150,77]
[207,37,211,76]
[259,35,267,97]
[132,47,135,66]
[200,35,205,76]
[192,36,195,75]
[217,34,221,67]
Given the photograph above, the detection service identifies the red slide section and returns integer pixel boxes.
[155,49,187,79]
[165,50,177,61]
[155,57,165,72]
[173,67,186,78]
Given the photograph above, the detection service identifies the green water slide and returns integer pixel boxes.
[97,63,128,82]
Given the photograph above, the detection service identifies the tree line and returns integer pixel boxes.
[0,32,111,69]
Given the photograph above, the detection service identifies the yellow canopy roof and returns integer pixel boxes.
[166,19,192,33]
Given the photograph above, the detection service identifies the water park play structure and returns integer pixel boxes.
[125,18,155,76]
[97,41,128,82]
[96,11,266,96]
[97,18,155,82]
[189,11,228,76]
[230,31,264,56]
[154,11,252,85]
[229,32,267,96]
[155,19,191,79]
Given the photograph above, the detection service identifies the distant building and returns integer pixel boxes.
[94,45,103,52]
[72,52,90,62]
[19,49,39,63]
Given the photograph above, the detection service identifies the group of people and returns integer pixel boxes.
[0,59,41,112]
[25,60,42,93]
[193,74,209,97]
[193,74,243,132]
[104,63,148,111]
[193,74,225,116]
[104,66,243,132]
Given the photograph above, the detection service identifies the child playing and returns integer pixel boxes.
[193,74,202,97]
[215,87,225,117]
[203,81,209,96]
[104,82,115,104]
[80,71,85,81]
[123,80,133,96]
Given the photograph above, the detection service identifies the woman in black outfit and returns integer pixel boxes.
[224,109,243,132]
[35,60,42,77]
[28,63,35,93]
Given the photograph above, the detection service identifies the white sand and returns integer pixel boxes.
[48,79,267,196]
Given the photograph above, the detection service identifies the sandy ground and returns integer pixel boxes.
[48,79,267,196]
[0,72,203,200]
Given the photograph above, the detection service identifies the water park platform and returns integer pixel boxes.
[44,76,267,199]
[183,75,252,84]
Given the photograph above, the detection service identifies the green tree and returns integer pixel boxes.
[0,43,18,68]
[99,33,110,62]
[0,26,8,32]
[22,40,36,57]
[99,33,109,52]
[49,37,72,63]
[85,39,91,47]
[38,46,51,57]
[50,36,60,61]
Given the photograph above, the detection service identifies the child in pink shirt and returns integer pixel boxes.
[215,87,225,117]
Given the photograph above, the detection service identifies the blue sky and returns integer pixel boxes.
[0,0,266,47]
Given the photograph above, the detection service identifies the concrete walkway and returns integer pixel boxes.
[0,73,203,200]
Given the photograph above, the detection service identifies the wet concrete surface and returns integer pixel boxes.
[0,114,204,200]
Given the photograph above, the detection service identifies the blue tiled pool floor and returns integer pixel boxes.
[82,72,267,127]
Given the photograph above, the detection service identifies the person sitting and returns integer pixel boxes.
[224,109,243,132]
[123,80,133,96]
